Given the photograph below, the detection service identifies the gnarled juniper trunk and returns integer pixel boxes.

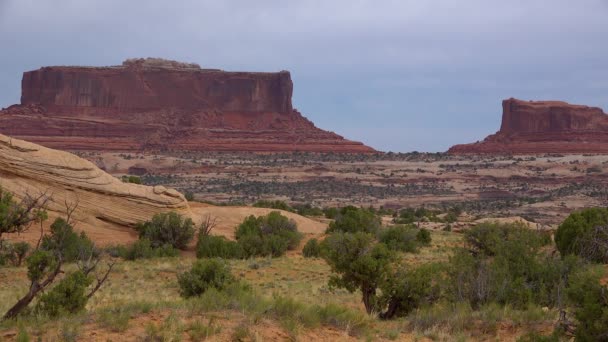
[361,285,376,314]
[2,261,62,320]
[379,298,400,320]
[361,285,401,320]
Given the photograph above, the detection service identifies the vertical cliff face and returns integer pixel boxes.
[449,98,608,154]
[1,58,375,153]
[499,98,608,134]
[21,66,293,112]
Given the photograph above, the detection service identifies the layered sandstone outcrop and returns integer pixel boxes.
[0,133,190,230]
[0,58,374,153]
[449,98,608,154]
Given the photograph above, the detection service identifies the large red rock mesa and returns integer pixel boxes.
[449,98,608,154]
[0,58,374,153]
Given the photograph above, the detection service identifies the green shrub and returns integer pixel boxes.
[378,225,419,253]
[12,242,30,266]
[464,221,548,256]
[447,248,489,306]
[184,191,195,202]
[293,204,323,217]
[101,244,128,258]
[235,215,263,240]
[416,228,432,245]
[234,211,302,258]
[238,233,293,258]
[178,258,235,298]
[122,239,179,260]
[0,241,31,267]
[326,206,381,234]
[237,233,266,257]
[379,263,443,318]
[395,208,417,224]
[137,212,194,250]
[41,218,96,262]
[36,271,92,317]
[196,235,243,259]
[302,238,321,258]
[566,267,608,341]
[444,211,459,223]
[323,207,339,219]
[25,250,57,284]
[236,212,298,240]
[555,207,608,258]
[448,233,584,309]
[395,207,442,224]
[262,212,300,246]
[122,175,142,184]
[0,187,47,240]
[3,215,110,320]
[320,232,394,314]
[264,234,291,257]
[572,225,608,263]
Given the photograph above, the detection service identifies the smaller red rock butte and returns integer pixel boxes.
[449,98,608,154]
[0,58,375,153]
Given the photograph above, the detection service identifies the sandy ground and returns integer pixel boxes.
[3,211,139,247]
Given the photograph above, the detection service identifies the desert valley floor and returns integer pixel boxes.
[86,151,608,227]
[2,141,608,341]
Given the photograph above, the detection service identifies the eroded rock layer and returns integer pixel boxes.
[0,58,374,153]
[0,133,190,228]
[449,98,608,154]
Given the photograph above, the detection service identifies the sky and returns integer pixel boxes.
[1,0,607,152]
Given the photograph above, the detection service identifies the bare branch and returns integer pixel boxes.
[199,214,218,236]
[86,260,115,299]
[77,251,101,276]
[64,197,80,226]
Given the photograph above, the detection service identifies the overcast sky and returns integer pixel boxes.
[1,0,607,152]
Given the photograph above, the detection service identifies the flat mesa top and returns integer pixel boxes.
[29,58,290,77]
[30,68,290,78]
[507,98,596,110]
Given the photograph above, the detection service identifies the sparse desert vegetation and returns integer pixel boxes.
[2,184,607,341]
[83,151,608,227]
[3,141,608,341]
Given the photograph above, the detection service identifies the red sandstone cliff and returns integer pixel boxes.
[448,98,608,154]
[0,58,375,153]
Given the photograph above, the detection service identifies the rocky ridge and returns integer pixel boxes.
[0,133,190,231]
[449,98,608,154]
[0,58,374,153]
